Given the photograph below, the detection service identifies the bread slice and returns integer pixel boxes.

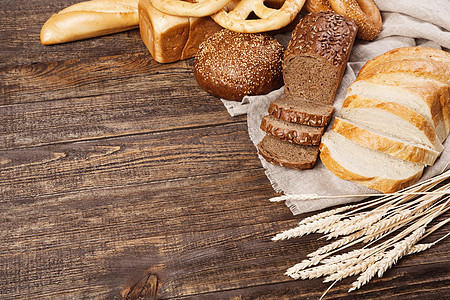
[347,74,449,142]
[260,115,325,145]
[341,95,444,153]
[319,131,424,193]
[268,95,334,127]
[257,134,319,170]
[342,95,444,153]
[332,117,440,166]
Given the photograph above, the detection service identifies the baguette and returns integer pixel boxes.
[40,0,139,45]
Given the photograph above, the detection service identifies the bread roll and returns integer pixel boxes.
[194,29,284,101]
[40,0,139,45]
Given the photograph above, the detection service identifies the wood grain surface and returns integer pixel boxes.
[0,1,448,299]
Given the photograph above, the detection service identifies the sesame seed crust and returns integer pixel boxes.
[194,29,285,101]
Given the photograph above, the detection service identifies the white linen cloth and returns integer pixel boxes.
[222,0,450,215]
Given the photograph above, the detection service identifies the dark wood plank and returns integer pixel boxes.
[0,0,145,67]
[0,122,256,201]
[0,169,447,299]
[1,52,191,105]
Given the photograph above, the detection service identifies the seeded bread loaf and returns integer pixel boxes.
[261,115,325,145]
[283,11,357,105]
[194,29,284,101]
[268,95,334,127]
[257,134,319,170]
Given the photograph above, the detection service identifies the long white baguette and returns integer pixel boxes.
[40,0,139,45]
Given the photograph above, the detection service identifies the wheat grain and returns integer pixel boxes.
[272,215,341,241]
[349,227,425,292]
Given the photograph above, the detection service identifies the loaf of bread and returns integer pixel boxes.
[139,0,222,63]
[40,0,139,45]
[320,47,450,193]
[194,29,284,101]
[257,11,355,170]
[283,11,357,105]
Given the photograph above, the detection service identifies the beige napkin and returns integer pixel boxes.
[225,0,450,215]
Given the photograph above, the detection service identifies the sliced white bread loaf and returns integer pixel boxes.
[341,95,444,153]
[332,117,440,166]
[319,131,424,193]
[347,73,450,142]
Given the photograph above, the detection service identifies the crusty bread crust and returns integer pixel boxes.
[260,115,324,145]
[40,0,139,45]
[342,95,443,152]
[332,117,440,165]
[358,47,450,83]
[319,142,424,193]
[139,0,222,63]
[268,100,334,127]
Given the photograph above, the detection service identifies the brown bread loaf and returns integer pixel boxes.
[283,11,357,105]
[268,95,334,126]
[260,115,325,145]
[194,29,284,101]
[257,135,319,170]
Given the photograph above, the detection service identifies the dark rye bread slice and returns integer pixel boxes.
[257,134,319,170]
[283,11,357,105]
[268,95,334,126]
[261,115,325,145]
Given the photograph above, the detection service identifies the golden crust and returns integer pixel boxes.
[342,95,441,149]
[40,0,139,45]
[319,142,424,193]
[332,117,439,165]
[328,0,382,41]
[359,47,450,79]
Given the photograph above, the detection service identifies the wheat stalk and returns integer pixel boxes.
[272,173,449,297]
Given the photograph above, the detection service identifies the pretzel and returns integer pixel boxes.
[149,0,233,17]
[211,0,306,33]
[304,0,382,40]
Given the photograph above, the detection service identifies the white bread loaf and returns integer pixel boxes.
[138,0,222,63]
[40,0,139,45]
[341,95,444,154]
[320,131,424,194]
[332,117,440,166]
[319,47,449,193]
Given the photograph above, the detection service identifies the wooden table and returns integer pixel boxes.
[1,1,449,299]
